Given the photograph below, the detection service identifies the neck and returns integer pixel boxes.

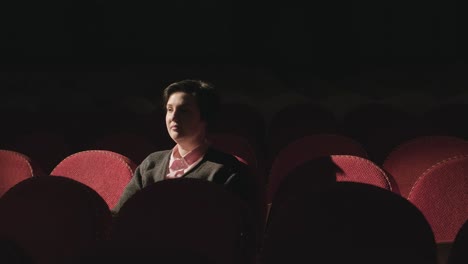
[177,138,206,157]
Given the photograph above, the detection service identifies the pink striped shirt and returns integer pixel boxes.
[166,143,209,179]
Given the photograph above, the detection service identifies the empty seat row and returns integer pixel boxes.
[1,138,467,245]
[0,176,466,264]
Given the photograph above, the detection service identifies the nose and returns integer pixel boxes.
[171,109,181,122]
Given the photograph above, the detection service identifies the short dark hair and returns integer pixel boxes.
[162,80,219,125]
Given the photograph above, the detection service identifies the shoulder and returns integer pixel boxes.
[204,147,242,167]
[146,150,172,160]
[204,148,256,203]
[203,147,250,176]
[139,150,172,167]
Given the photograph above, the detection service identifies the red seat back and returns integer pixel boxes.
[112,178,256,264]
[0,176,111,264]
[268,155,394,204]
[268,134,368,203]
[0,150,43,197]
[262,182,437,264]
[408,155,468,243]
[333,155,394,190]
[50,150,136,209]
[383,136,468,197]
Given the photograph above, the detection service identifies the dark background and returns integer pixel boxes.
[0,0,466,175]
[0,0,465,110]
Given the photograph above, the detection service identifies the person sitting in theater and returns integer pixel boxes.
[112,79,255,214]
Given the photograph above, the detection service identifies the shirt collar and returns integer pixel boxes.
[171,141,209,166]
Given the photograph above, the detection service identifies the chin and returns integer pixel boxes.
[170,134,186,143]
[170,135,181,142]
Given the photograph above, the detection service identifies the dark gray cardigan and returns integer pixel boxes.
[112,147,255,214]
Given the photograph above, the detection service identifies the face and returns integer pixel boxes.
[165,92,206,146]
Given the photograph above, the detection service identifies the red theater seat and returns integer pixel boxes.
[0,150,43,197]
[267,134,368,202]
[0,176,111,264]
[268,154,394,205]
[408,155,468,243]
[50,150,136,209]
[112,178,256,264]
[383,136,468,197]
[262,182,437,264]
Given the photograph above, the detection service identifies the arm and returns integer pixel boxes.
[224,163,260,262]
[224,163,258,206]
[111,162,146,216]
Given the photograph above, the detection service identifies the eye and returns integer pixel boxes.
[166,107,173,112]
